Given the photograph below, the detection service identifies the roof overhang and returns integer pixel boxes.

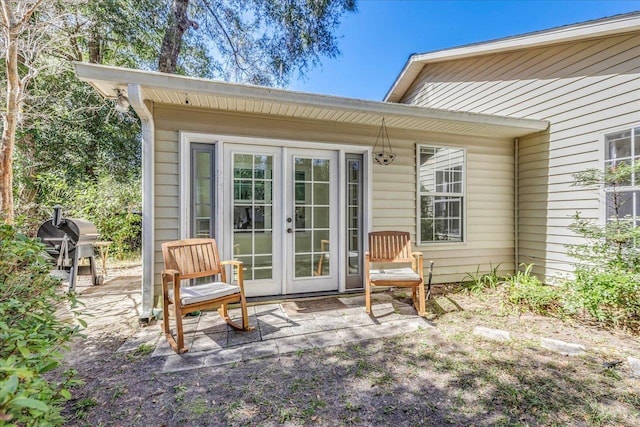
[385,12,640,102]
[74,62,548,139]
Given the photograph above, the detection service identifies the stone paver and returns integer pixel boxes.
[540,338,587,356]
[473,326,511,342]
[162,352,205,373]
[125,296,432,372]
[241,340,279,361]
[628,356,640,377]
[116,290,606,375]
[274,334,314,355]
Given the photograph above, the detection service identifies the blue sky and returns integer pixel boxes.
[288,0,639,100]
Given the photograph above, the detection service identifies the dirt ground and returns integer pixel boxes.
[53,265,640,426]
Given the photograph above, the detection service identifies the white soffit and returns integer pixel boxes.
[385,12,640,102]
[74,62,548,138]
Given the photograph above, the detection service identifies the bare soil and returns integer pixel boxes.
[54,266,640,426]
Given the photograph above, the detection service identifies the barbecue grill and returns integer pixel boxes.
[37,205,104,291]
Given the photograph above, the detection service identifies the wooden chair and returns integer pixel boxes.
[161,238,253,354]
[314,239,330,276]
[365,231,433,317]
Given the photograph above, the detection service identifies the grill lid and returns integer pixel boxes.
[37,209,99,256]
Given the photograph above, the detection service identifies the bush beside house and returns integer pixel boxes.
[0,224,81,425]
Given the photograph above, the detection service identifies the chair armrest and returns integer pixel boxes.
[161,269,182,303]
[220,260,243,268]
[220,260,246,292]
[410,252,424,277]
[162,269,180,278]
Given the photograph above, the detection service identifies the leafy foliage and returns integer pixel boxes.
[569,162,640,271]
[18,173,142,259]
[18,68,142,185]
[491,163,640,334]
[462,263,504,294]
[70,176,142,258]
[566,267,640,332]
[501,264,562,316]
[0,224,81,425]
[177,0,358,85]
[563,163,640,333]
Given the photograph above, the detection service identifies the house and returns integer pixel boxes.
[385,11,640,283]
[74,12,639,320]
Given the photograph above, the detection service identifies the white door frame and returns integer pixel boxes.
[179,132,372,295]
[223,143,283,296]
[284,147,339,294]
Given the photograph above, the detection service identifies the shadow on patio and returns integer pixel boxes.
[67,263,434,373]
[120,293,434,373]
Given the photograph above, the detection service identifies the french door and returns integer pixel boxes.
[224,145,339,297]
[286,149,339,293]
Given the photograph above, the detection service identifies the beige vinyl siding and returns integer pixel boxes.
[400,32,640,282]
[153,130,180,287]
[151,105,515,294]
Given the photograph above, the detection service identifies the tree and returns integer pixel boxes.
[157,0,357,85]
[4,0,356,229]
[158,0,197,73]
[565,163,640,332]
[569,163,640,270]
[0,0,44,222]
[5,1,146,229]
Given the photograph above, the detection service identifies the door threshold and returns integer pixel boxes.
[247,289,363,304]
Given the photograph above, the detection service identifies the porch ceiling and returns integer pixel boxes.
[74,62,548,138]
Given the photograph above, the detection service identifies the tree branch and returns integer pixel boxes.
[199,0,249,72]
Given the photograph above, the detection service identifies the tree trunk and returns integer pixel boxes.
[88,27,102,63]
[0,0,43,223]
[158,0,192,73]
[0,15,20,222]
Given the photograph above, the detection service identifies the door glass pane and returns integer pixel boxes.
[346,157,363,286]
[295,254,313,277]
[192,146,214,238]
[313,207,330,228]
[295,232,312,252]
[313,183,330,205]
[232,153,274,281]
[313,159,330,182]
[294,156,331,278]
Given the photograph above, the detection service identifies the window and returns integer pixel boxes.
[418,145,465,243]
[191,143,215,238]
[604,126,640,226]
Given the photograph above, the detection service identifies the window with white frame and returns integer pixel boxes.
[604,126,640,225]
[418,145,465,243]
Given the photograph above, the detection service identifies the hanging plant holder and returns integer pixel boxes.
[373,117,396,165]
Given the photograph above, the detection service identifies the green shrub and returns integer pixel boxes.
[71,176,142,258]
[502,264,562,316]
[0,224,81,425]
[18,173,142,259]
[564,164,640,334]
[565,267,640,333]
[462,263,504,293]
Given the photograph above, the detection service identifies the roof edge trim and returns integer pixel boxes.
[385,12,640,102]
[73,62,548,135]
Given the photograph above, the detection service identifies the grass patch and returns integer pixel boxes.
[125,343,155,362]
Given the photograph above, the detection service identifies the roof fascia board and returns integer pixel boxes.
[412,14,640,64]
[73,62,548,133]
[385,13,640,102]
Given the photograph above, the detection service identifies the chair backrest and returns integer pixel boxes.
[368,231,414,263]
[162,238,223,280]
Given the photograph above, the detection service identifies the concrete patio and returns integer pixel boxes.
[67,263,434,374]
[117,293,434,373]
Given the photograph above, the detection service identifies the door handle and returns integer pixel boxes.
[287,228,293,233]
